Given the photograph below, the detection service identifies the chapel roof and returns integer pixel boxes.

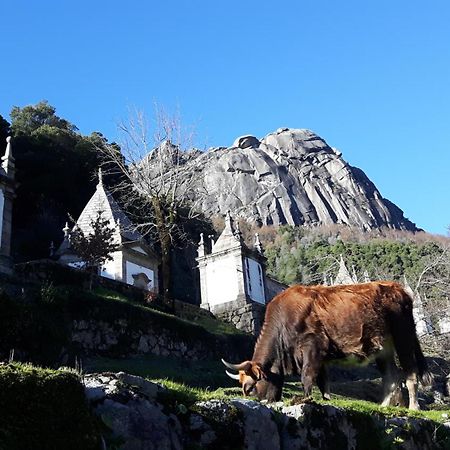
[76,170,143,243]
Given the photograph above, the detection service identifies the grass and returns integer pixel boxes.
[155,379,241,408]
[92,286,130,303]
[153,376,450,427]
[85,354,238,388]
[187,314,247,336]
[86,353,450,425]
[91,286,245,337]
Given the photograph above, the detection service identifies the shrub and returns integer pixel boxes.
[0,363,100,450]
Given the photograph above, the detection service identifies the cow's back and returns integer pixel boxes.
[268,281,412,359]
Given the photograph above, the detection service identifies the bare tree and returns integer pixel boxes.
[99,106,203,305]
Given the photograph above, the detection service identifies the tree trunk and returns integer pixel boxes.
[152,197,173,309]
[160,233,172,308]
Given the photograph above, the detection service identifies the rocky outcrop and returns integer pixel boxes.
[173,128,417,230]
[85,372,450,450]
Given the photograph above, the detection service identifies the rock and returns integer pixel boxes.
[84,373,449,450]
[137,335,149,353]
[95,397,183,450]
[232,135,261,149]
[231,399,280,450]
[85,373,181,450]
[154,128,417,230]
[116,372,163,399]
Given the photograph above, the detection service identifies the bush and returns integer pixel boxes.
[0,363,100,450]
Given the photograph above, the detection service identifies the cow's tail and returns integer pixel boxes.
[414,335,433,386]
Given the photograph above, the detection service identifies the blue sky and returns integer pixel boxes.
[1,0,449,234]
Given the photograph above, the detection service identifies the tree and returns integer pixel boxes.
[70,211,120,290]
[0,115,10,143]
[10,100,77,136]
[8,101,106,261]
[99,106,203,305]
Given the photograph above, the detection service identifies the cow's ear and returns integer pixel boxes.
[251,364,266,381]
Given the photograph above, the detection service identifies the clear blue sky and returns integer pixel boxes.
[1,1,449,234]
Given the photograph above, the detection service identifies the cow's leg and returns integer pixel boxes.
[405,372,419,410]
[301,345,322,398]
[317,365,331,400]
[376,352,400,407]
[390,319,422,410]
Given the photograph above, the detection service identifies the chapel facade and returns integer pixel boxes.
[196,212,285,334]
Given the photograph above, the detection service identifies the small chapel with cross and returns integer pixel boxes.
[196,212,285,334]
[56,169,159,292]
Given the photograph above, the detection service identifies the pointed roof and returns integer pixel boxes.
[211,211,242,253]
[76,171,143,243]
[333,255,355,285]
[54,222,72,257]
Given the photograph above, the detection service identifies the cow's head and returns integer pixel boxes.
[221,359,283,402]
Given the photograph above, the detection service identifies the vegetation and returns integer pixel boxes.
[261,225,447,286]
[85,354,240,389]
[0,276,250,366]
[69,211,120,289]
[0,362,100,450]
[6,101,112,261]
[99,106,205,305]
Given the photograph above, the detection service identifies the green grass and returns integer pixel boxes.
[86,353,450,426]
[90,286,245,337]
[187,314,247,336]
[155,379,241,408]
[85,354,238,388]
[92,286,130,303]
[154,376,450,427]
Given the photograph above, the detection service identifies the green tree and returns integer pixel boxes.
[0,115,10,143]
[8,102,106,261]
[70,211,120,290]
[10,100,77,136]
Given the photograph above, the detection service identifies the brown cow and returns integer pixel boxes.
[222,281,432,410]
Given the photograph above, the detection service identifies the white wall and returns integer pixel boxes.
[100,251,123,281]
[244,257,265,304]
[205,254,239,307]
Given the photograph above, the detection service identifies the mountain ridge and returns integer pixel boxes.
[171,128,417,231]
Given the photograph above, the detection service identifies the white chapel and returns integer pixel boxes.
[57,169,159,292]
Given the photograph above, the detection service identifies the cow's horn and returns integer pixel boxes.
[221,358,251,371]
[225,370,240,381]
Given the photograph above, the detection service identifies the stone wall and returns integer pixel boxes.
[71,319,206,361]
[69,314,253,363]
[211,300,266,336]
